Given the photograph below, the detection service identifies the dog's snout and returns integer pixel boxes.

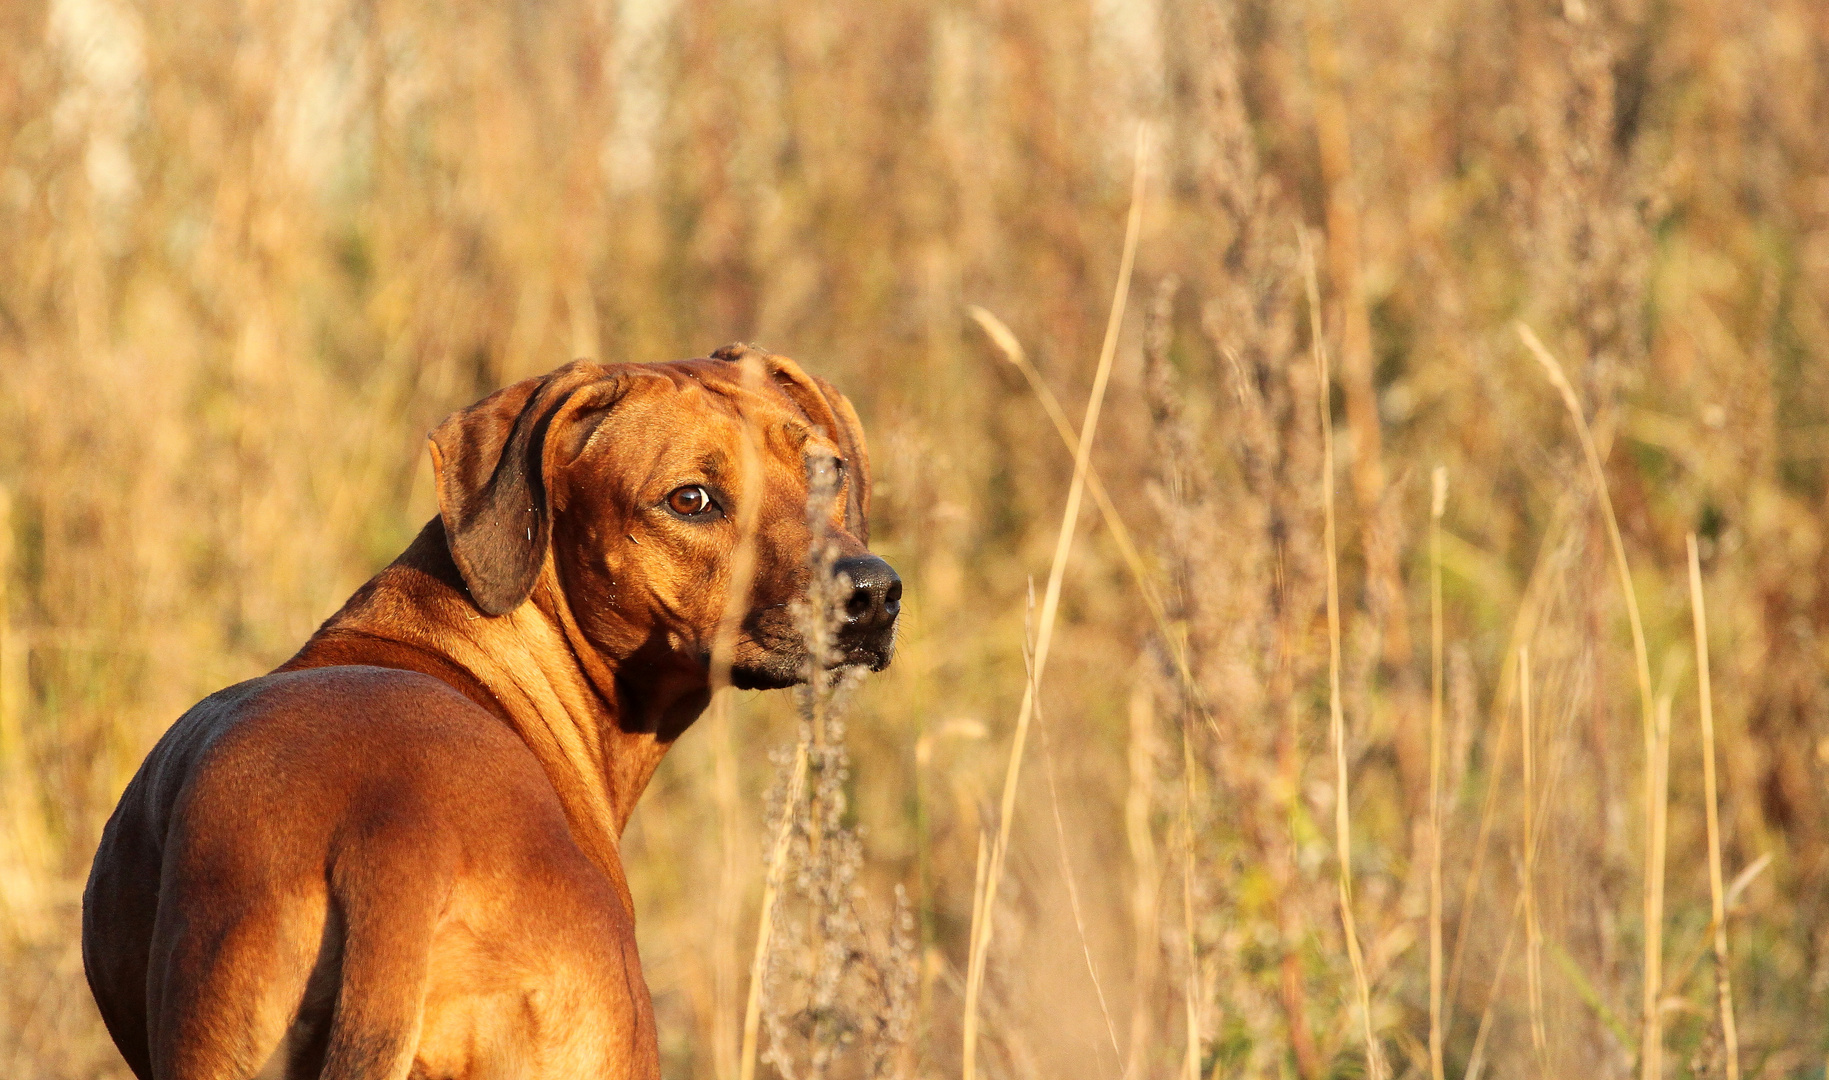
[834,555,901,631]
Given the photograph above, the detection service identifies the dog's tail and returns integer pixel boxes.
[320,839,446,1080]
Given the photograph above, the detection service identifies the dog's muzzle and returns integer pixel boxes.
[833,555,901,670]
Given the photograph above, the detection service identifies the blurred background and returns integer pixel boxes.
[2,0,1827,1076]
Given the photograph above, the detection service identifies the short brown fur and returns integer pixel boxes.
[82,349,897,1080]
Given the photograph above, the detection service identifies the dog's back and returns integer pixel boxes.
[83,665,653,1080]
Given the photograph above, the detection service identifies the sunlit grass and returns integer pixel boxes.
[3,0,1827,1078]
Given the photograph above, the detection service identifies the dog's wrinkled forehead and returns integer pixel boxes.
[640,356,827,430]
[619,347,871,533]
[603,368,833,472]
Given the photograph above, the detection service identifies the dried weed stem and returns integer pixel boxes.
[1517,321,1660,1079]
[1647,694,1673,1080]
[1443,481,1588,1032]
[1125,678,1162,1080]
[1462,890,1525,1080]
[1428,467,1447,1080]
[1029,587,1122,1072]
[1302,228,1383,1080]
[1686,534,1740,1080]
[966,306,1170,650]
[740,740,811,1080]
[1521,646,1547,1074]
[962,125,1149,1080]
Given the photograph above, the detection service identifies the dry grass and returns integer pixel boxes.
[1427,465,1447,1080]
[1304,225,1383,1080]
[1688,533,1740,1080]
[5,0,1829,1078]
[1520,645,1545,1075]
[965,125,1144,1080]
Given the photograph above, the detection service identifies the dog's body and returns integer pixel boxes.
[83,350,899,1080]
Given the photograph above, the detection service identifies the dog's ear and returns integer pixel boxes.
[805,372,872,543]
[715,346,872,544]
[427,361,621,615]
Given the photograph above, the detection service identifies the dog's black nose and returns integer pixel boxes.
[834,555,901,633]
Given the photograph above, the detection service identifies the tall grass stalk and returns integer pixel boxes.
[1647,694,1674,1080]
[961,815,998,1080]
[712,699,743,1080]
[1516,321,1661,1079]
[1463,890,1525,1080]
[967,825,991,1013]
[1470,675,1586,1080]
[1686,534,1740,1080]
[1428,467,1447,1080]
[707,358,766,1080]
[966,305,1172,655]
[1029,587,1122,1072]
[961,125,1148,1080]
[1125,678,1161,1080]
[1520,646,1547,1074]
[738,739,810,1080]
[1302,227,1383,1080]
[1179,723,1200,1080]
[1442,498,1573,1032]
[969,293,1222,826]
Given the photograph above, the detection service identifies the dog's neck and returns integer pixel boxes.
[281,520,707,886]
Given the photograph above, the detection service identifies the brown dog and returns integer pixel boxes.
[82,347,900,1080]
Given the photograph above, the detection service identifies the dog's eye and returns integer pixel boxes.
[666,485,719,519]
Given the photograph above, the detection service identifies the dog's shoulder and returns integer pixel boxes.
[192,664,521,774]
[129,667,524,829]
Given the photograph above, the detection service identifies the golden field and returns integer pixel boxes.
[2,0,1827,1077]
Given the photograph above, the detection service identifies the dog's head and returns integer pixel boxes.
[427,346,899,691]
